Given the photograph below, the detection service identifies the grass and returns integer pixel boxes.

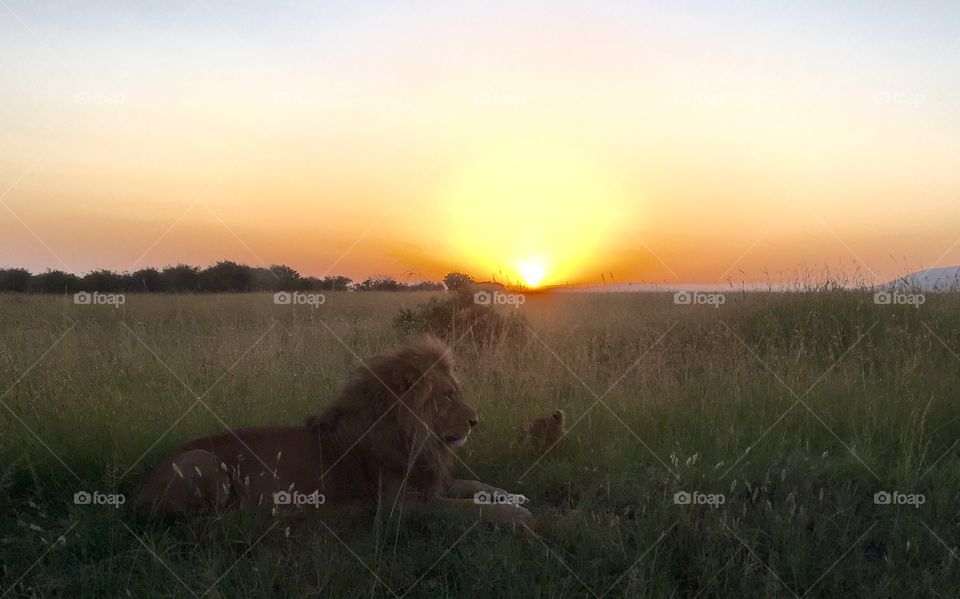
[1,290,959,597]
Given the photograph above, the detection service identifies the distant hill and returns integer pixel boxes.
[888,266,960,292]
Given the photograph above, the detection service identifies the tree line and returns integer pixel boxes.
[0,262,450,294]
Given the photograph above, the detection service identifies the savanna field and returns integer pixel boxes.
[1,290,959,598]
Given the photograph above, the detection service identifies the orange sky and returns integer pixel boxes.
[2,1,959,286]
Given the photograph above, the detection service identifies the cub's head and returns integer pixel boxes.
[551,409,565,427]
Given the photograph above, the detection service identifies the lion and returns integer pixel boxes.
[135,335,531,525]
[521,409,566,449]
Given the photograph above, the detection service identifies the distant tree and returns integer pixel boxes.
[81,269,124,292]
[321,275,352,291]
[408,281,444,291]
[249,268,272,291]
[0,262,440,294]
[271,264,301,289]
[31,270,81,294]
[0,268,31,292]
[300,276,322,291]
[129,268,163,292]
[199,261,253,292]
[443,272,474,291]
[250,264,301,291]
[354,276,403,291]
[160,264,200,292]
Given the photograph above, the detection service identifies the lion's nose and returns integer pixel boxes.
[468,417,479,428]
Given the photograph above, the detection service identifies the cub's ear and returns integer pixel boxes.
[306,407,341,432]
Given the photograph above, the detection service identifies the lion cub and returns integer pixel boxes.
[521,409,566,449]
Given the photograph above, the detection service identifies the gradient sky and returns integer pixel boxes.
[2,0,959,286]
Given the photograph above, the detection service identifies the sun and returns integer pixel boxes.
[438,139,625,287]
[518,259,547,288]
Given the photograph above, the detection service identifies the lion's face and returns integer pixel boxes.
[414,370,478,448]
[312,334,480,494]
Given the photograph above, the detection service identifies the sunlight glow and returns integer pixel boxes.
[518,259,547,288]
[439,140,626,287]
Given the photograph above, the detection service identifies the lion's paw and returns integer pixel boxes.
[485,504,534,525]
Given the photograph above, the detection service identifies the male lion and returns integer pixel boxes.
[135,335,531,524]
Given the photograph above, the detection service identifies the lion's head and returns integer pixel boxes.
[307,335,478,498]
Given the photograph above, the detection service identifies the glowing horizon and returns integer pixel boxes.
[2,1,959,286]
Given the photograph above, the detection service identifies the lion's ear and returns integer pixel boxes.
[390,364,426,396]
[307,407,341,432]
[391,370,436,407]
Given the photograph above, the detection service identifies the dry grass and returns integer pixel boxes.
[1,290,959,597]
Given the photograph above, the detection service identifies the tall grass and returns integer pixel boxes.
[1,290,958,597]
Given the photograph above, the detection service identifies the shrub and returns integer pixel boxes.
[129,268,163,292]
[0,268,31,292]
[160,264,200,292]
[31,270,81,293]
[393,293,526,344]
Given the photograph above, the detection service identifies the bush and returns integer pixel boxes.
[442,272,474,291]
[160,264,200,292]
[199,261,253,292]
[31,270,81,294]
[393,292,526,344]
[0,268,31,292]
[129,268,163,292]
[355,276,403,291]
[81,269,125,292]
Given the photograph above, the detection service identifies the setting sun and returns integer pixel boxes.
[518,259,547,288]
[438,140,627,287]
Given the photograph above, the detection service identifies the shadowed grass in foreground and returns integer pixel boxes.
[1,291,958,597]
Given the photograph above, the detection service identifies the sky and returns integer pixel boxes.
[1,0,959,287]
